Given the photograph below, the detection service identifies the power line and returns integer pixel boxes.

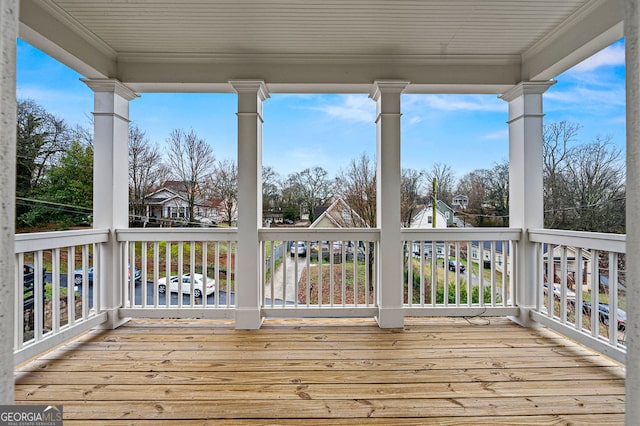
[17,197,92,212]
[456,196,625,219]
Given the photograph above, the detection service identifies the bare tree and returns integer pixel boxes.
[129,124,165,221]
[566,137,625,232]
[401,168,423,227]
[424,163,456,205]
[543,121,581,228]
[336,152,377,291]
[486,161,509,226]
[336,153,376,227]
[262,166,281,213]
[456,169,490,226]
[166,128,216,223]
[210,159,238,226]
[542,121,625,233]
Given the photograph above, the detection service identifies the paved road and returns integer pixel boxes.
[44,273,237,308]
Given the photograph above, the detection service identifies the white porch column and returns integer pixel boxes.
[500,81,554,327]
[82,79,138,329]
[370,80,409,328]
[0,0,18,404]
[230,80,269,329]
[626,0,640,420]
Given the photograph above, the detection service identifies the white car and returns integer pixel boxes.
[543,282,576,300]
[290,241,307,257]
[157,273,215,298]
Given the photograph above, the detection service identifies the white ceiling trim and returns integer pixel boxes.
[36,0,117,59]
[116,52,521,66]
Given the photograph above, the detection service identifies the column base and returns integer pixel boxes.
[508,307,541,328]
[235,308,263,330]
[376,307,404,328]
[95,308,130,330]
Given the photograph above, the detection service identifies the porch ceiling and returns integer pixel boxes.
[19,0,623,93]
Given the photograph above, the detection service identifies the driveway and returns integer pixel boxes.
[264,254,307,303]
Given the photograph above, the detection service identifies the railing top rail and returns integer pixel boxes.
[259,228,380,241]
[529,228,625,253]
[15,228,110,253]
[401,227,522,241]
[116,228,238,242]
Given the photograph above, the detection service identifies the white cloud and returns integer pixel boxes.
[571,43,625,73]
[481,129,509,141]
[314,95,376,123]
[404,94,505,113]
[17,84,89,104]
[17,84,93,127]
[545,85,625,111]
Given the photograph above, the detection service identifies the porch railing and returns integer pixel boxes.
[259,228,379,317]
[116,228,238,319]
[401,228,521,317]
[13,226,627,366]
[14,229,109,365]
[529,228,626,363]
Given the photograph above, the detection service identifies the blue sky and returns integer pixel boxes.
[17,38,626,180]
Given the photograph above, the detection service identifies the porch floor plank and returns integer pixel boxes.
[15,317,625,424]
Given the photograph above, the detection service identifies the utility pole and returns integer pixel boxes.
[432,178,437,228]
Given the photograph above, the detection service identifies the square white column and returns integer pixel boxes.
[500,81,554,327]
[82,79,138,329]
[370,80,409,328]
[625,0,640,419]
[230,80,269,329]
[0,0,18,404]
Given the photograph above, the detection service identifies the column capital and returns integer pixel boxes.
[229,80,270,102]
[369,80,410,101]
[499,80,556,102]
[81,78,139,101]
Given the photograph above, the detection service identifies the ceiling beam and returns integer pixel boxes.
[521,0,623,81]
[19,0,116,79]
[120,56,521,94]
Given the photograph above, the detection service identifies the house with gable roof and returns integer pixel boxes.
[309,198,369,228]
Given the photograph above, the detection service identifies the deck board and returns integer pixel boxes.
[15,317,625,424]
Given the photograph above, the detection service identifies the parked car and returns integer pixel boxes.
[157,273,216,298]
[23,263,46,310]
[74,265,141,286]
[582,301,626,331]
[290,241,307,257]
[543,283,576,301]
[447,260,465,273]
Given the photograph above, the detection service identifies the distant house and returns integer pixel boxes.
[309,198,368,228]
[410,206,448,229]
[142,183,224,225]
[426,200,455,227]
[144,187,191,221]
[470,240,509,272]
[452,194,469,210]
[543,245,593,291]
[263,211,284,226]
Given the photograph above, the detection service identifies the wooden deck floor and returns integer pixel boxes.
[15,317,625,424]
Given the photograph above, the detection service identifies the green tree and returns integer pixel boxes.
[16,100,72,228]
[286,166,334,222]
[20,141,93,228]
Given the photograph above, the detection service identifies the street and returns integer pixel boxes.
[44,273,235,307]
